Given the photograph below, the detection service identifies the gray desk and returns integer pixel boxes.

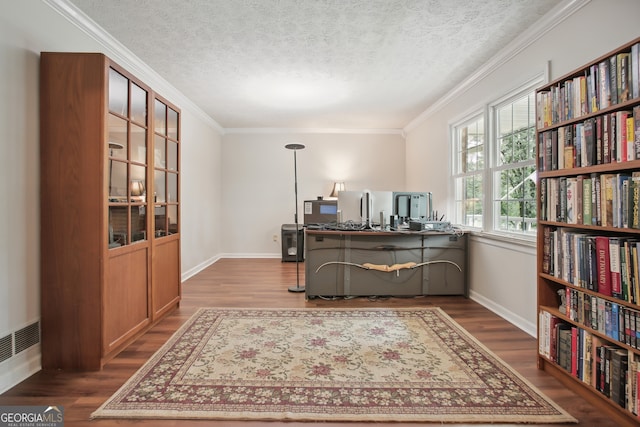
[304,229,467,298]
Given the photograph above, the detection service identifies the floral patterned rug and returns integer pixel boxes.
[92,307,576,423]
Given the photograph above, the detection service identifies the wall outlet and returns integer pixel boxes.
[272,234,278,242]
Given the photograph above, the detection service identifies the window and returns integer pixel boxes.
[453,115,484,228]
[452,78,541,237]
[493,91,537,235]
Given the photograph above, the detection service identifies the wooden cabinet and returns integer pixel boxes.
[536,38,640,425]
[40,52,180,370]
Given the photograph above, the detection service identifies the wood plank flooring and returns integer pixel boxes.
[0,258,632,426]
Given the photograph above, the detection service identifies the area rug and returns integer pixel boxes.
[92,307,577,423]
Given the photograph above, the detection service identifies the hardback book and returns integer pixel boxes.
[566,177,577,224]
[583,118,595,166]
[593,173,602,226]
[576,175,584,225]
[610,55,618,106]
[583,176,592,225]
[631,172,640,229]
[632,42,640,100]
[618,52,631,104]
[596,235,613,297]
[598,59,611,110]
[609,237,622,299]
[600,174,615,227]
[603,113,611,164]
[564,125,575,168]
[557,323,573,372]
[610,348,628,408]
[634,105,640,160]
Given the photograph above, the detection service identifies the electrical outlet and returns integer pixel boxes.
[272,234,278,242]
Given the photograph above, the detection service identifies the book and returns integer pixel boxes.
[618,52,631,103]
[596,235,613,296]
[583,176,592,225]
[593,173,602,226]
[631,172,640,229]
[610,237,622,299]
[566,177,577,224]
[583,118,595,166]
[600,173,615,227]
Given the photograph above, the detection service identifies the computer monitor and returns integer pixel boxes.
[337,190,364,224]
[337,190,394,228]
[369,191,393,227]
[392,192,432,221]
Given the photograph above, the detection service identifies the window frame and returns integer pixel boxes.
[451,111,486,230]
[451,73,546,240]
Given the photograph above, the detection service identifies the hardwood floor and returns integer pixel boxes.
[0,258,633,426]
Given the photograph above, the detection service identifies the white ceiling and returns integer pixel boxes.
[67,0,562,130]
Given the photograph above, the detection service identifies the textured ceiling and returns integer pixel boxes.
[68,0,561,130]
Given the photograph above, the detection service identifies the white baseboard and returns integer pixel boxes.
[0,345,41,394]
[469,290,536,338]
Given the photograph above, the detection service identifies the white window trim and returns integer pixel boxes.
[450,70,549,241]
[450,109,486,231]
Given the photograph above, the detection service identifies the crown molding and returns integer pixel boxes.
[403,0,590,134]
[43,0,225,135]
[224,127,404,136]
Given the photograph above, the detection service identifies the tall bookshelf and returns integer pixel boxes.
[536,37,640,426]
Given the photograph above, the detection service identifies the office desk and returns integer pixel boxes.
[305,229,467,298]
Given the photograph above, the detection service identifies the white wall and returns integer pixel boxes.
[221,131,406,256]
[0,0,223,392]
[404,0,640,335]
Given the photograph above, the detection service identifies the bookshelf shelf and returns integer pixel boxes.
[537,37,640,425]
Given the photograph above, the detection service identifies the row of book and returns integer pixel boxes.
[542,227,640,305]
[539,311,640,414]
[537,42,640,128]
[562,287,640,348]
[539,172,640,229]
[537,107,640,171]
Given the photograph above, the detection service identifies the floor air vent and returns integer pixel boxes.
[0,334,11,363]
[14,321,40,354]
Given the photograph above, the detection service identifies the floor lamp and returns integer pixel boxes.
[285,143,305,293]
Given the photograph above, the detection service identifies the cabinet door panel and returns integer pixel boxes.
[153,238,180,318]
[105,248,150,352]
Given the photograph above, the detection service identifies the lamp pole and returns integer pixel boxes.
[285,143,305,293]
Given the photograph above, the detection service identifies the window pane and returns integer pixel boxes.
[131,206,146,243]
[154,135,166,168]
[463,174,483,227]
[109,206,127,247]
[168,205,178,235]
[154,170,166,203]
[154,99,166,135]
[154,205,166,237]
[109,160,127,201]
[130,82,147,125]
[167,141,178,171]
[130,123,146,164]
[108,68,128,116]
[492,88,537,235]
[108,114,127,160]
[168,108,178,139]
[168,172,178,203]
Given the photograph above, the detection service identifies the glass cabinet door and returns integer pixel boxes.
[107,67,149,248]
[153,98,179,238]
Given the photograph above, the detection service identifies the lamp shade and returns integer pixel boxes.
[130,180,145,196]
[330,182,345,198]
